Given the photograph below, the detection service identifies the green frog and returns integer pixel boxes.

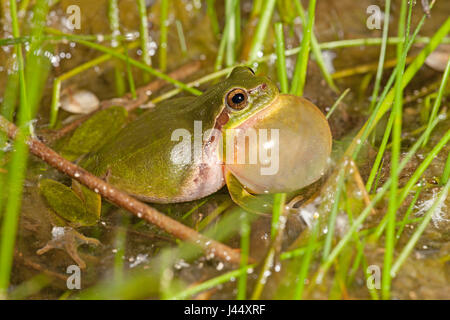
[38,66,332,267]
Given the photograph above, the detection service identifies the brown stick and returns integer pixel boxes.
[0,115,241,265]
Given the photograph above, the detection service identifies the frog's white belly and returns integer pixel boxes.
[132,142,225,204]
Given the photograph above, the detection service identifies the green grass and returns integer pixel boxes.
[293,222,318,299]
[382,1,413,300]
[294,0,338,93]
[369,0,391,113]
[175,20,188,55]
[159,0,169,72]
[237,211,250,300]
[0,0,34,296]
[274,22,288,93]
[326,88,350,119]
[108,0,126,96]
[290,0,316,96]
[169,264,255,300]
[206,0,220,37]
[395,186,423,244]
[247,0,277,62]
[321,168,345,261]
[316,116,448,285]
[225,0,239,66]
[442,152,450,185]
[48,41,140,127]
[137,0,152,82]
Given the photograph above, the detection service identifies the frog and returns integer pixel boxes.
[38,66,332,267]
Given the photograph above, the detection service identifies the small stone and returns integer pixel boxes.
[60,90,100,114]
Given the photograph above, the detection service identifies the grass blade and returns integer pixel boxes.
[274,22,288,94]
[382,1,413,300]
[294,0,338,93]
[159,0,169,72]
[247,0,276,62]
[0,0,31,297]
[137,0,152,82]
[290,0,316,96]
[369,0,391,112]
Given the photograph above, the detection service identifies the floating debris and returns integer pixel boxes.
[425,44,450,72]
[60,90,100,114]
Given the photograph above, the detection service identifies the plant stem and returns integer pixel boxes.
[247,0,276,62]
[108,0,126,96]
[159,0,169,72]
[326,88,350,119]
[225,0,238,66]
[0,0,30,297]
[290,0,316,96]
[137,0,152,82]
[206,0,220,37]
[73,38,202,95]
[369,0,391,112]
[441,151,450,185]
[322,168,345,260]
[382,0,413,300]
[294,0,338,93]
[274,22,288,93]
[237,211,250,300]
[365,110,394,192]
[293,222,319,299]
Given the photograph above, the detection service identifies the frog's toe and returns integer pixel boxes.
[73,231,102,247]
[36,226,101,269]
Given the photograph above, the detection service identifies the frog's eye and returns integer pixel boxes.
[226,88,248,110]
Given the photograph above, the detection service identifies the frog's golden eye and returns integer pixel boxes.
[226,88,248,110]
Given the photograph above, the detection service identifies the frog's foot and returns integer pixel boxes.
[36,226,101,269]
[225,171,274,215]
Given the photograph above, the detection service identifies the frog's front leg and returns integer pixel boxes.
[225,171,275,214]
[36,226,101,269]
[38,179,102,268]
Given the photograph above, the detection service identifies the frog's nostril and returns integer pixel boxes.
[248,83,267,94]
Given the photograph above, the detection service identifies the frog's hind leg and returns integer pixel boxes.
[225,171,274,215]
[39,179,101,226]
[36,226,101,269]
[38,179,102,268]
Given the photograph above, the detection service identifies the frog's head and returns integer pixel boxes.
[209,67,333,194]
[211,66,279,130]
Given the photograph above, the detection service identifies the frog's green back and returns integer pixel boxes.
[81,96,222,202]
